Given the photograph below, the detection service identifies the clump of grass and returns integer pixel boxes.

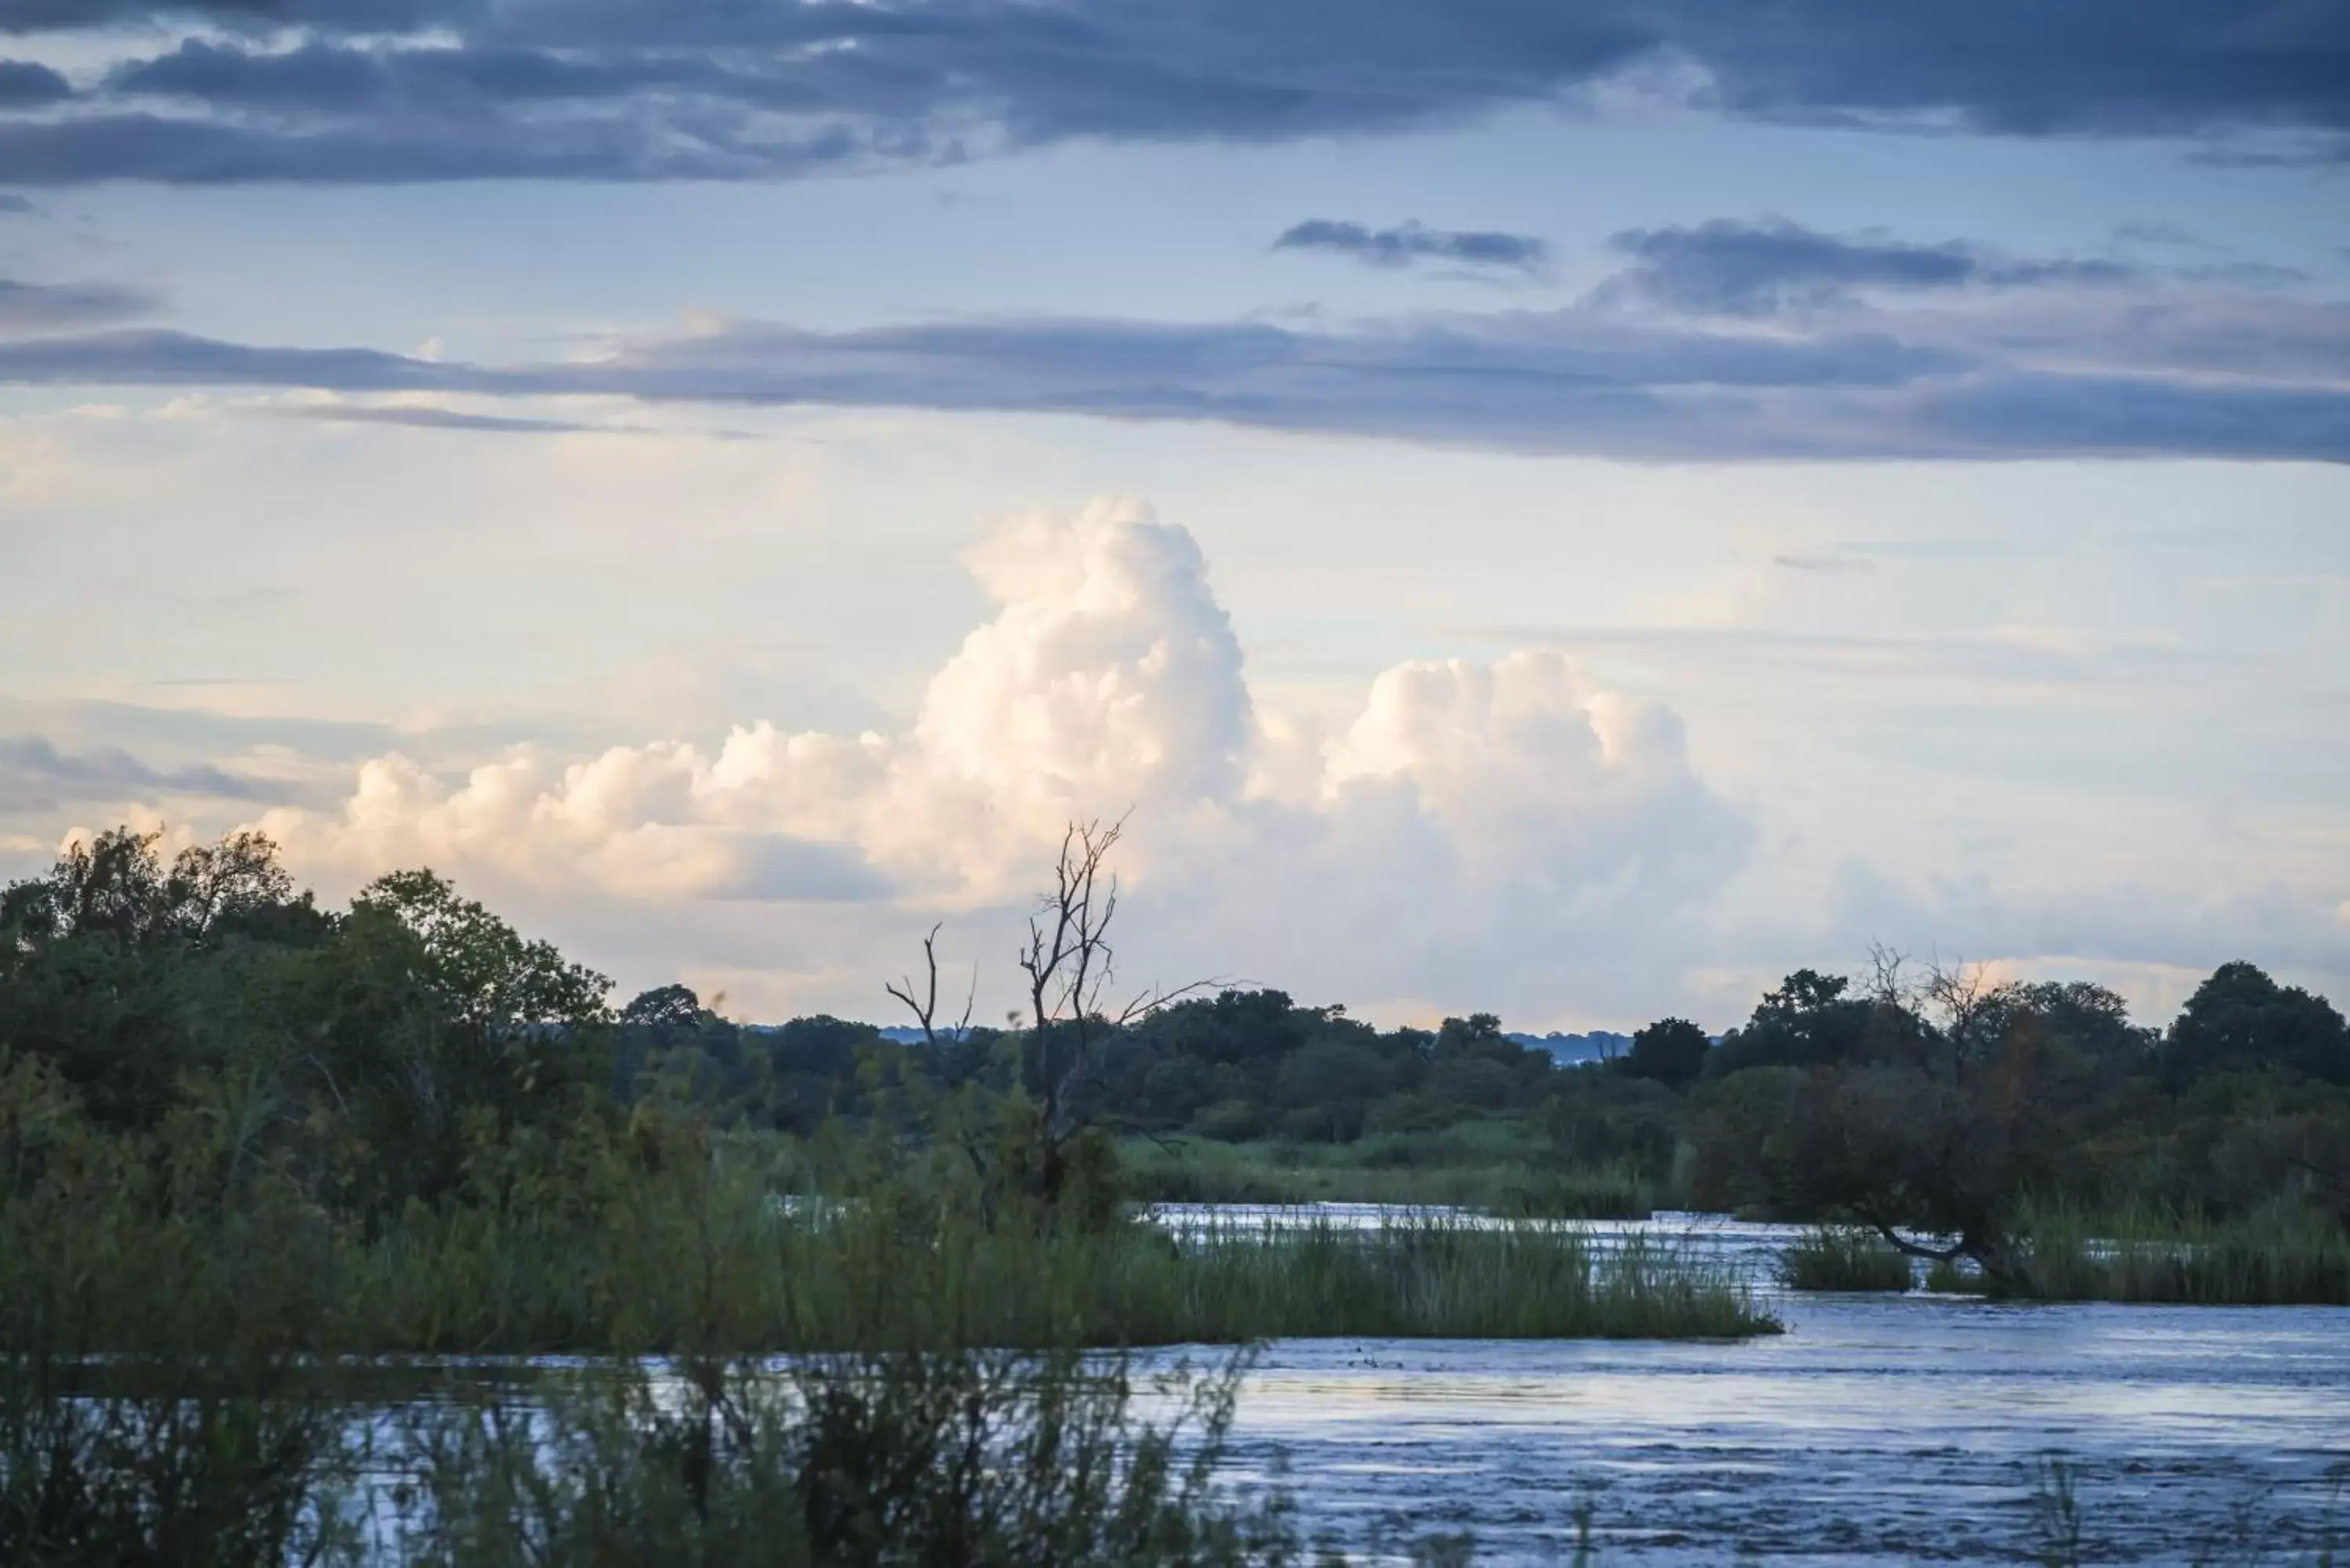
[391,1351,1301,1568]
[0,1358,367,1566]
[2006,1201,2350,1305]
[1141,1216,1775,1341]
[1777,1226,1914,1292]
[1,1349,1307,1566]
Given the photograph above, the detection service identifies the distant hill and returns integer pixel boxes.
[1507,1030,1630,1065]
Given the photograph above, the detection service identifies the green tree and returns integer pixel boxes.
[2165,962,2350,1087]
[1619,1017,1710,1088]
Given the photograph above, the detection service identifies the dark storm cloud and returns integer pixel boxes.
[1603,219,2142,316]
[1274,220,1548,275]
[4,264,2345,461]
[0,735,276,812]
[1,0,2345,183]
[0,276,155,328]
[0,56,68,103]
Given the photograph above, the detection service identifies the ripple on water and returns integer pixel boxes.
[1146,1271,2350,1563]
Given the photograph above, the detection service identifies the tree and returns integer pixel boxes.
[1620,1017,1710,1088]
[620,984,707,1031]
[2166,962,2350,1087]
[1705,969,1878,1076]
[352,869,609,1031]
[887,819,1209,1215]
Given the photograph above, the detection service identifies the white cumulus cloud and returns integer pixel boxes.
[244,494,1750,1016]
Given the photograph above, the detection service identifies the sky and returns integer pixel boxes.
[2,0,2347,1031]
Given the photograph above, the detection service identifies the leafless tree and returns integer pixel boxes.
[885,816,1215,1207]
[1868,942,2003,1083]
[885,923,976,1048]
[1922,956,2001,1083]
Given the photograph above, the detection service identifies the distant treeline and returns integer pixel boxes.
[5,828,2347,1274]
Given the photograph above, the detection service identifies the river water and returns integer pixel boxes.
[1138,1209,2350,1564]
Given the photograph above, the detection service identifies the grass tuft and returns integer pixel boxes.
[1777,1226,1914,1292]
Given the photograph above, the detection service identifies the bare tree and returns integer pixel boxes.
[884,923,976,1048]
[885,817,1213,1209]
[1922,956,2000,1084]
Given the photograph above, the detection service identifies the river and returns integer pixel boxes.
[1141,1209,2350,1563]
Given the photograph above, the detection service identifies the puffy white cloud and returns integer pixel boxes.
[234,494,1748,1017]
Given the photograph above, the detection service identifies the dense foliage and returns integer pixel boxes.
[5,825,2346,1294]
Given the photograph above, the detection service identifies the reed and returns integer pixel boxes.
[1777,1226,1914,1292]
[0,1349,1305,1566]
[2005,1201,2350,1306]
[0,1139,1774,1357]
[327,1200,1777,1349]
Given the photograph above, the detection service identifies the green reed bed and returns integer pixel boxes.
[1777,1225,1914,1292]
[2001,1201,2350,1306]
[332,1202,1777,1350]
[1120,1216,1773,1340]
[2,1157,1771,1358]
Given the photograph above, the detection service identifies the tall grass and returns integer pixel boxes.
[1777,1226,1914,1292]
[2004,1201,2350,1306]
[386,1352,1307,1568]
[0,1133,1772,1356]
[0,1350,1309,1566]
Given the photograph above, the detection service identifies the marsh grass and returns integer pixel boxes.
[1,1132,1770,1357]
[385,1350,1309,1568]
[1777,1226,1914,1292]
[0,1350,1311,1567]
[2007,1202,2350,1306]
[307,1199,1775,1349]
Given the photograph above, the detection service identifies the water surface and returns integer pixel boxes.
[1200,1286,2349,1562]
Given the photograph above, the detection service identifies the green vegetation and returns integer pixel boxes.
[1116,1125,1658,1217]
[1996,1201,2350,1305]
[1778,1226,1914,1292]
[5,820,2347,1560]
[2,1349,1307,1566]
[0,1085,1769,1354]
[1690,959,2350,1295]
[0,824,1778,1564]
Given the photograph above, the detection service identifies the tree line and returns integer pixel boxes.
[5,826,2346,1283]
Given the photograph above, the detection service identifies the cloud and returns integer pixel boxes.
[258,403,654,435]
[0,277,157,331]
[1773,552,1875,574]
[0,193,36,212]
[238,500,1750,1015]
[1600,218,2141,316]
[0,58,68,106]
[0,1,2345,183]
[1273,219,1548,275]
[2,255,2344,461]
[0,734,277,812]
